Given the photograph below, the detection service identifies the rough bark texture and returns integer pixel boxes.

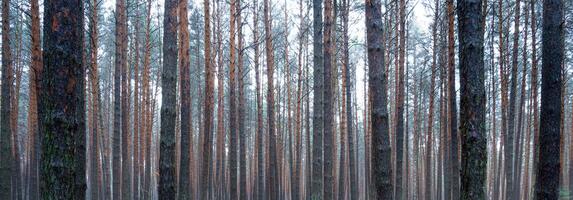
[535,0,563,198]
[322,0,335,197]
[40,0,86,197]
[457,0,486,198]
[178,0,192,197]
[365,0,392,197]
[0,0,13,196]
[159,0,178,196]
[311,0,324,196]
[121,0,131,196]
[264,0,278,197]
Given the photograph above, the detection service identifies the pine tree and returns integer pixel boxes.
[39,0,86,196]
[458,0,486,198]
[535,0,563,198]
[158,0,178,196]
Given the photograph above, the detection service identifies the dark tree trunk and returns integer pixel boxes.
[159,0,178,196]
[365,0,392,197]
[253,0,265,198]
[311,0,324,196]
[535,0,563,198]
[39,0,86,197]
[0,0,13,196]
[457,0,486,198]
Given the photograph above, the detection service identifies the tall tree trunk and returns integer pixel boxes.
[322,0,335,197]
[445,0,459,198]
[514,3,529,199]
[229,0,238,196]
[142,0,153,197]
[89,0,100,198]
[40,0,86,196]
[253,1,265,198]
[342,0,357,198]
[132,4,141,199]
[425,0,439,198]
[178,0,192,197]
[214,0,225,196]
[293,0,304,199]
[159,0,178,196]
[311,0,324,195]
[121,0,132,196]
[264,0,278,196]
[458,0,486,198]
[113,0,127,196]
[27,0,42,197]
[0,0,13,195]
[237,1,247,198]
[201,0,214,196]
[366,0,392,197]
[535,0,563,198]
[395,0,406,197]
[506,0,521,198]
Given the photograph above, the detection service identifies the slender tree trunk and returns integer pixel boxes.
[394,0,406,197]
[293,1,304,199]
[89,0,100,198]
[201,0,215,196]
[425,0,439,198]
[40,0,86,196]
[445,0,459,198]
[505,0,521,198]
[26,0,42,197]
[514,3,529,199]
[253,1,265,198]
[113,0,127,196]
[264,0,278,196]
[535,0,563,198]
[366,0,392,197]
[229,0,238,196]
[322,0,335,197]
[178,0,192,197]
[237,1,247,198]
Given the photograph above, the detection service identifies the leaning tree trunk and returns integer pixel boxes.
[535,0,563,198]
[457,0,486,198]
[39,0,86,197]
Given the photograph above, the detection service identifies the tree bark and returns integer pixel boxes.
[0,0,13,195]
[535,0,563,198]
[311,0,324,195]
[506,0,521,198]
[457,0,486,198]
[40,0,86,196]
[178,0,192,197]
[159,0,178,196]
[366,0,392,197]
